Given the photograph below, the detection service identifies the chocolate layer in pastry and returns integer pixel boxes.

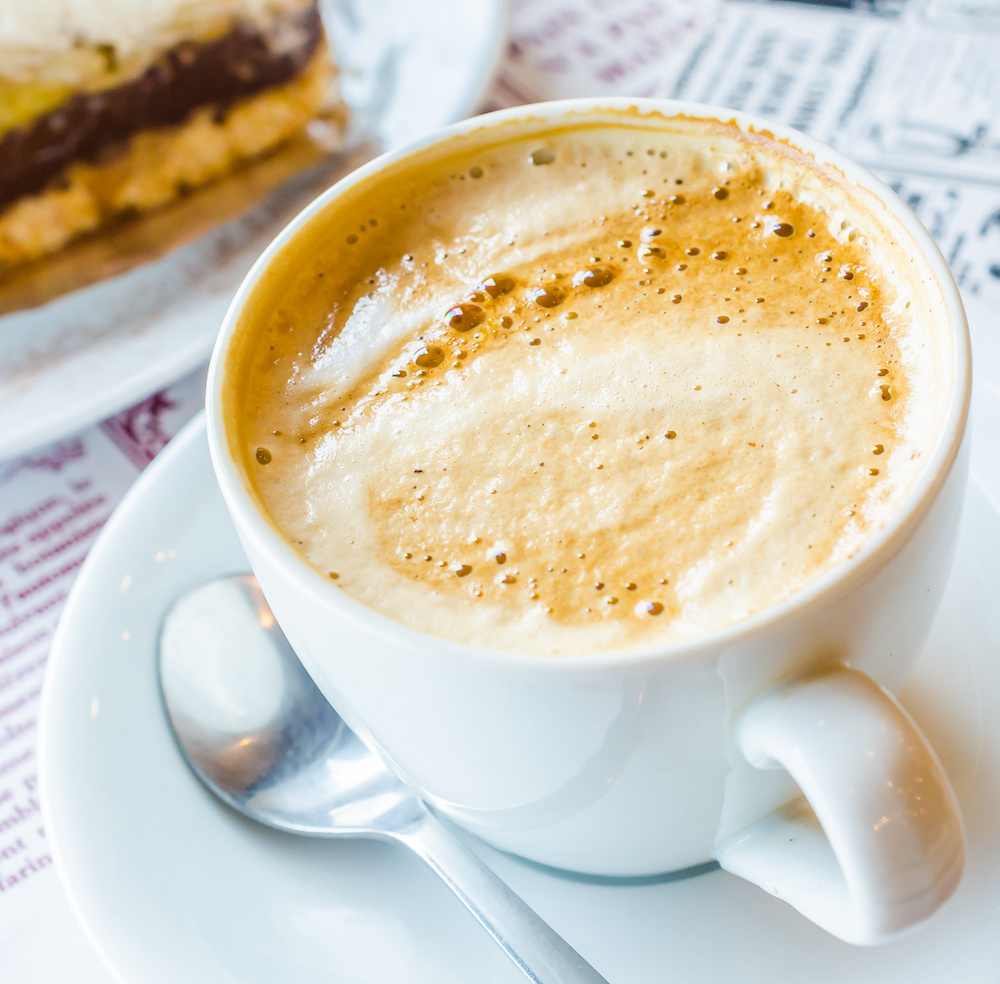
[0,4,324,212]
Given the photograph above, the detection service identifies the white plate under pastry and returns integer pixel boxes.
[0,0,506,462]
[37,382,1000,983]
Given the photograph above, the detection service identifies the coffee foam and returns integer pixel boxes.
[231,116,950,654]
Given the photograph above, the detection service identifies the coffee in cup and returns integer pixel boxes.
[227,115,948,655]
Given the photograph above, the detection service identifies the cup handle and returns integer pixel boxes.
[713,666,964,945]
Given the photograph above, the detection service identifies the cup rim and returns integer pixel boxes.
[207,96,972,674]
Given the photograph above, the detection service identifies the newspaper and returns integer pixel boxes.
[0,372,206,982]
[2,0,999,978]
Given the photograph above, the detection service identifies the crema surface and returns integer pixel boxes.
[232,117,936,654]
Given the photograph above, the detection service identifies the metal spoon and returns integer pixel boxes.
[158,574,610,984]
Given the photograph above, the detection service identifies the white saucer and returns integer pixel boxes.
[39,391,1000,983]
[0,0,505,462]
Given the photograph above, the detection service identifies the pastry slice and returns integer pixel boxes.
[0,0,340,268]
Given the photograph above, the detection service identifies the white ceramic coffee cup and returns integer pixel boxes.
[206,99,972,946]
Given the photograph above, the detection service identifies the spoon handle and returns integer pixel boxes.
[397,809,612,984]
